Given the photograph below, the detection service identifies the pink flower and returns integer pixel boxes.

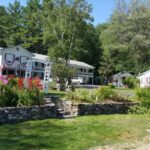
[3,79,8,85]
[0,75,3,80]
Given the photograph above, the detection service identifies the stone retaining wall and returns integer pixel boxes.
[0,105,56,124]
[78,102,136,115]
[0,96,138,124]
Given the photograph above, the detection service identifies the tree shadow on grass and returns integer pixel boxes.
[0,120,71,150]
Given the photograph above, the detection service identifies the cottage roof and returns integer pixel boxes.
[32,53,49,61]
[1,45,34,56]
[112,72,132,78]
[32,54,94,69]
[69,60,94,69]
[138,70,150,77]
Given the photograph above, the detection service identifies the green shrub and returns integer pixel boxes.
[123,77,139,88]
[110,94,131,102]
[66,87,131,103]
[17,86,43,106]
[8,78,18,88]
[0,78,44,107]
[17,89,32,106]
[0,84,19,107]
[95,87,115,101]
[49,81,57,90]
[135,88,150,108]
[128,105,150,114]
[108,83,115,89]
[66,89,96,103]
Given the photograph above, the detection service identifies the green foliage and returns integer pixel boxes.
[0,0,100,75]
[110,94,131,102]
[22,0,44,53]
[66,88,95,103]
[123,77,139,88]
[49,81,57,90]
[0,84,19,107]
[108,83,115,89]
[95,87,115,101]
[52,62,76,91]
[17,86,42,106]
[43,0,93,62]
[0,6,9,47]
[0,78,43,107]
[8,78,18,87]
[135,88,150,108]
[66,86,131,103]
[99,0,150,76]
[7,0,25,46]
[129,105,150,114]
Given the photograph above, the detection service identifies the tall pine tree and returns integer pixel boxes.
[0,6,9,47]
[23,0,44,53]
[7,0,24,46]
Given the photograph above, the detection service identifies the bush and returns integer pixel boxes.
[0,77,44,107]
[123,77,139,88]
[110,94,131,102]
[17,86,43,106]
[129,105,150,114]
[108,83,115,89]
[8,78,18,88]
[66,89,96,103]
[0,84,19,107]
[66,87,132,103]
[49,81,57,90]
[135,88,150,108]
[95,87,115,101]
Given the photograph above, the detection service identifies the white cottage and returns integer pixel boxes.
[137,70,150,88]
[112,72,132,87]
[69,60,94,84]
[0,46,94,84]
[0,46,49,78]
[0,46,34,76]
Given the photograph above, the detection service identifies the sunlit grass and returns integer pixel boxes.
[0,115,149,150]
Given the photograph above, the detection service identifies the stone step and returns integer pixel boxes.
[62,114,78,119]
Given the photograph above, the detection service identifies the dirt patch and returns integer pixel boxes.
[89,130,150,150]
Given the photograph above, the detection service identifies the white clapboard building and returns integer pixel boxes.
[0,46,94,84]
[137,70,150,88]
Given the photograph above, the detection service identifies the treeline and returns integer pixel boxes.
[98,0,150,76]
[0,0,150,79]
[0,0,101,71]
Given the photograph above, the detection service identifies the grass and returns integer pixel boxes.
[113,88,135,100]
[0,115,150,150]
[47,87,135,99]
[47,90,66,98]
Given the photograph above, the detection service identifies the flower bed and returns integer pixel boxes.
[0,75,44,107]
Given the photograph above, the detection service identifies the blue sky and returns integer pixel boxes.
[0,0,128,26]
[88,0,115,26]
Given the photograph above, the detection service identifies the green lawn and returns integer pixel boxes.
[48,90,66,97]
[48,88,136,101]
[0,115,150,150]
[113,88,135,100]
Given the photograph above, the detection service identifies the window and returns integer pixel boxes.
[141,77,143,84]
[80,68,83,72]
[8,70,15,75]
[88,69,93,73]
[146,77,150,84]
[33,72,37,77]
[35,62,38,67]
[2,69,6,75]
[42,63,44,67]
